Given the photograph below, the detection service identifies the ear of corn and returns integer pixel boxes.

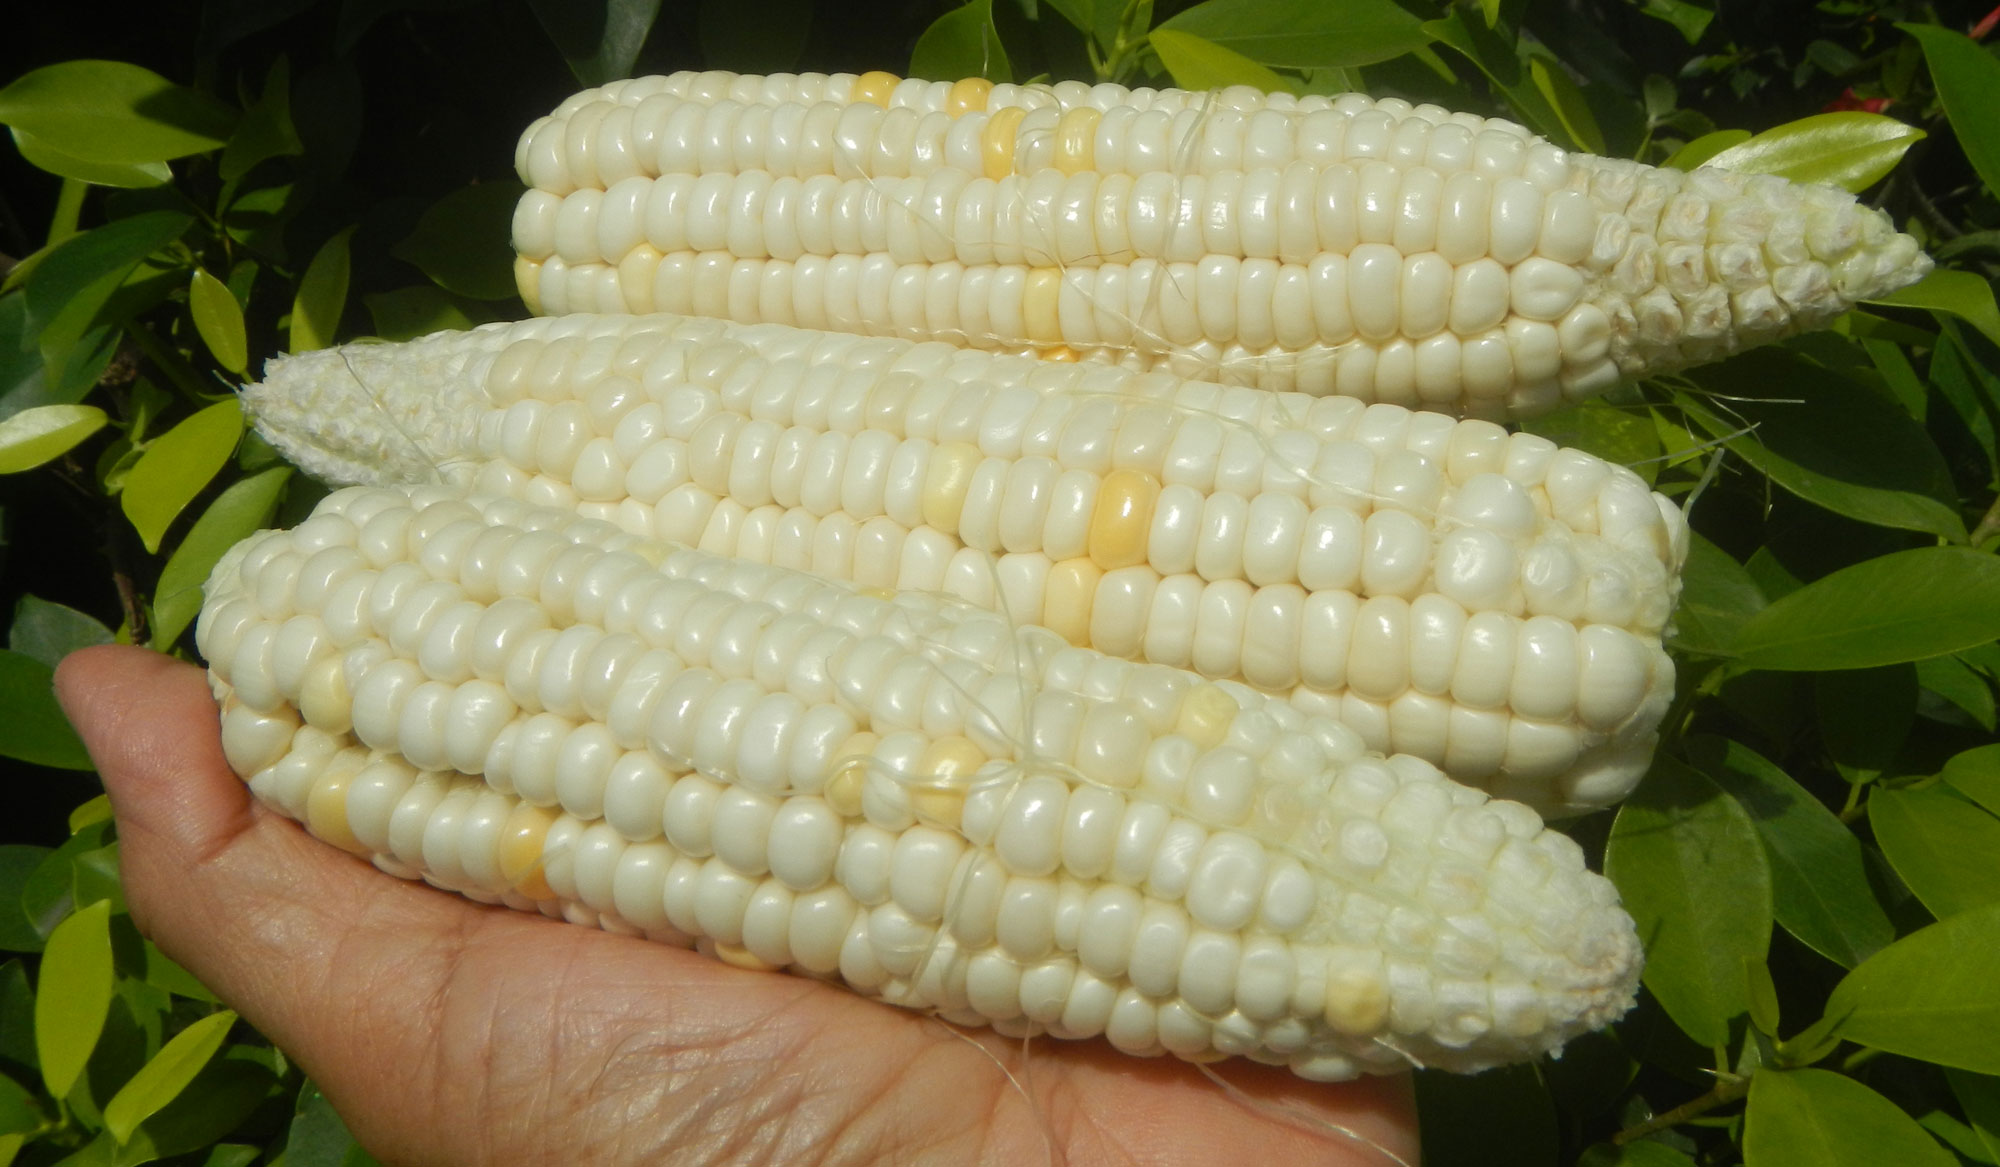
[198,482,1641,1078]
[240,312,1685,817]
[507,70,1932,420]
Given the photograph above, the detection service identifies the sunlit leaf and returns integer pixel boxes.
[103,1011,238,1143]
[34,898,113,1100]
[1694,737,1892,968]
[1705,112,1925,192]
[1872,269,2000,351]
[189,268,248,375]
[1520,400,1660,484]
[1744,1069,1956,1167]
[1664,128,1748,170]
[121,400,245,554]
[22,211,191,375]
[9,128,170,188]
[1731,548,2000,671]
[1528,56,1605,153]
[910,0,1012,83]
[1159,0,1430,69]
[1606,757,1772,1046]
[1148,29,1289,94]
[391,184,524,301]
[290,227,354,354]
[0,404,107,474]
[1638,0,1712,43]
[1899,23,2000,203]
[152,466,290,650]
[0,61,235,165]
[1870,784,2000,920]
[1823,903,2000,1073]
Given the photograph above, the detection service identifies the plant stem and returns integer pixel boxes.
[1611,1076,1753,1145]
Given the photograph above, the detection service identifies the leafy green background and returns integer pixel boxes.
[4,0,2000,1163]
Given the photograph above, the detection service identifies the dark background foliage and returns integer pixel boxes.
[3,1,2000,1164]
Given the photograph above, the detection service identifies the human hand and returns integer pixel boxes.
[55,644,1418,1167]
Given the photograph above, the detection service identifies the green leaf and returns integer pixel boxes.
[361,286,494,342]
[0,404,107,474]
[1694,737,1892,968]
[1520,400,1660,484]
[152,466,290,650]
[285,1081,381,1167]
[35,898,113,1100]
[0,849,50,954]
[1413,1064,1557,1167]
[1919,654,1998,731]
[1606,757,1773,1046]
[525,0,663,89]
[0,61,235,166]
[0,650,92,770]
[1823,902,2000,1073]
[390,183,527,302]
[1744,1068,1956,1167]
[1666,534,1765,657]
[102,1010,237,1144]
[0,1069,42,1137]
[910,0,1012,83]
[120,400,245,554]
[1705,112,1925,193]
[1419,13,1568,144]
[1944,744,2000,818]
[1731,548,2000,671]
[1947,1069,2000,1166]
[0,960,32,1073]
[188,268,247,376]
[1870,785,2000,920]
[9,596,115,668]
[1815,665,1915,783]
[219,58,302,183]
[22,211,192,374]
[1159,0,1431,69]
[1663,128,1749,170]
[117,1051,280,1164]
[1871,269,2000,352]
[1148,29,1289,94]
[1528,56,1605,154]
[9,129,170,189]
[290,227,355,354]
[1679,355,1964,541]
[1638,0,1712,44]
[1899,23,2000,205]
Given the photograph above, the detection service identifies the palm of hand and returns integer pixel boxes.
[57,646,1417,1167]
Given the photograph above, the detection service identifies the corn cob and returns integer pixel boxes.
[508,69,1931,420]
[241,313,1685,817]
[197,482,1641,1078]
